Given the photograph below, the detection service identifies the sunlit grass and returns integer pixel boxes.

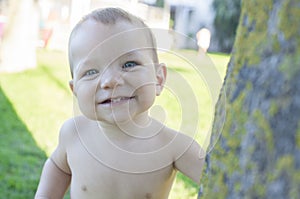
[0,50,73,156]
[0,86,46,198]
[0,49,229,198]
[156,50,229,148]
[158,49,229,198]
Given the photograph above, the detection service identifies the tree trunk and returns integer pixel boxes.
[203,0,300,198]
[0,0,38,72]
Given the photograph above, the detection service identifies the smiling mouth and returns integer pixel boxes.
[100,96,135,105]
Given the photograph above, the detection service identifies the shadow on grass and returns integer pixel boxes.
[0,86,47,198]
[40,64,70,94]
[176,172,199,195]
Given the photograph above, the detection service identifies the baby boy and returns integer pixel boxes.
[35,7,205,199]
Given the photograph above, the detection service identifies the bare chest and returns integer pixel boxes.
[67,138,177,199]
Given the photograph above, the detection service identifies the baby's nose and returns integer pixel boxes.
[99,68,124,89]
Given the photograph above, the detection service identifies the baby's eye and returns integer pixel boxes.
[84,69,99,76]
[122,61,138,69]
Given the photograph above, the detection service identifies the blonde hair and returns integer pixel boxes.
[68,7,158,77]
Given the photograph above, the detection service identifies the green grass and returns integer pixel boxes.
[0,49,229,198]
[156,50,228,148]
[0,86,47,197]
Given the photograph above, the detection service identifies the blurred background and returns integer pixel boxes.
[0,0,239,72]
[1,1,297,198]
[0,0,235,198]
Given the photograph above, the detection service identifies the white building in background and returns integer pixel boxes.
[166,0,215,49]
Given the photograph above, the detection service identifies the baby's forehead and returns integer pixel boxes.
[71,20,153,48]
[70,20,154,60]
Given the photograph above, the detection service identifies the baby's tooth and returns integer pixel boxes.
[112,98,121,103]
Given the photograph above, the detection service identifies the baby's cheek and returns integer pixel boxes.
[76,85,97,107]
[138,85,156,105]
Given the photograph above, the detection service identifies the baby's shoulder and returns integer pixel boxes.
[59,115,92,140]
[161,126,193,142]
[161,126,199,150]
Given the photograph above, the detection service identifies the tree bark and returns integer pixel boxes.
[203,0,300,198]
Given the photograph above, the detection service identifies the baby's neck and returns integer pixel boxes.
[97,116,164,141]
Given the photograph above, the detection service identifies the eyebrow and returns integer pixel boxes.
[122,50,139,56]
[120,49,151,58]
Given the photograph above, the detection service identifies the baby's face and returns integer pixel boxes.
[69,20,163,124]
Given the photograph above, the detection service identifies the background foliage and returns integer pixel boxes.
[213,0,241,53]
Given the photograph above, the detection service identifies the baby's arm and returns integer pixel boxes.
[35,158,71,198]
[174,134,205,184]
[35,120,73,198]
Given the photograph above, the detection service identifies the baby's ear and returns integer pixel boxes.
[69,80,77,96]
[156,63,167,96]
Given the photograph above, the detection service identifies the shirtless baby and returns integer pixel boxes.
[35,7,205,199]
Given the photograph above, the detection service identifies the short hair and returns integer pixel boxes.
[68,7,158,78]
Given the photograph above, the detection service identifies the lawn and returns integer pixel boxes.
[0,49,229,198]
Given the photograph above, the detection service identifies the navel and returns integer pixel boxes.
[145,193,152,199]
[81,185,87,192]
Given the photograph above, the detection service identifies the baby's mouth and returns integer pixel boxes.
[100,96,135,104]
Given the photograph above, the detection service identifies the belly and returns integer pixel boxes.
[70,164,176,199]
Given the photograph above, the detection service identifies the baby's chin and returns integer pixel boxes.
[93,113,135,126]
